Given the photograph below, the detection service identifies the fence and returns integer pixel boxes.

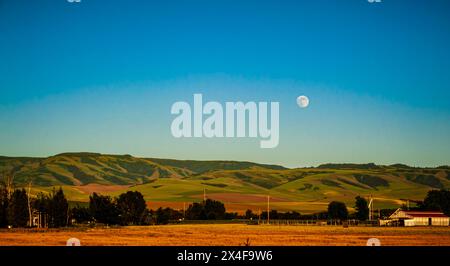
[257,219,380,226]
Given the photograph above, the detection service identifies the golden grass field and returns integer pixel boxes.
[1,224,449,246]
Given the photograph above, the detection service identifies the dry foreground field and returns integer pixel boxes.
[1,224,450,246]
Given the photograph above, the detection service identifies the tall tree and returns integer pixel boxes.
[204,199,226,219]
[155,207,171,225]
[186,202,206,220]
[186,199,226,220]
[245,209,254,219]
[48,188,69,228]
[89,193,120,225]
[33,192,51,228]
[70,206,92,224]
[0,186,9,227]
[354,196,369,221]
[116,191,147,225]
[327,201,348,220]
[8,189,29,227]
[422,189,450,216]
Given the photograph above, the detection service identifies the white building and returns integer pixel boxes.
[389,209,449,226]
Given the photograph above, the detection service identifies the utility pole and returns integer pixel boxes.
[267,195,270,224]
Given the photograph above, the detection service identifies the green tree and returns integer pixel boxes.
[116,191,147,225]
[422,189,450,216]
[327,201,348,220]
[354,196,369,221]
[33,193,49,213]
[152,207,182,224]
[186,199,226,220]
[31,188,69,228]
[186,202,206,220]
[0,186,9,227]
[89,193,120,225]
[204,199,225,219]
[155,207,171,225]
[48,188,69,228]
[32,192,51,228]
[269,210,279,219]
[8,189,29,227]
[284,211,301,219]
[70,206,92,224]
[245,209,254,219]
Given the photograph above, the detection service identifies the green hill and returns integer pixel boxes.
[0,153,287,186]
[1,153,449,213]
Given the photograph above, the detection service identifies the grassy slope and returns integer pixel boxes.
[1,154,449,213]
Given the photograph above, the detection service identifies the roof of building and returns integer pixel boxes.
[402,211,448,218]
[390,209,449,219]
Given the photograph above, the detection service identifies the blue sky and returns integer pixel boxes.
[0,0,449,167]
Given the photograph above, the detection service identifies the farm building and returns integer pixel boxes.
[388,209,449,226]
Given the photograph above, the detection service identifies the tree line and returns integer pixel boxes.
[1,183,449,228]
[0,187,69,228]
[0,185,240,227]
[0,186,155,227]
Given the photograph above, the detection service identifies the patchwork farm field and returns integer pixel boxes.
[1,224,450,246]
[2,153,450,214]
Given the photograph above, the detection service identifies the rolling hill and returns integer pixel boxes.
[1,153,449,213]
[0,153,286,186]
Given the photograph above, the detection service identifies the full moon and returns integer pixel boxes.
[297,95,309,108]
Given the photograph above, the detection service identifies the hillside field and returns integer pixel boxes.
[1,153,449,213]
